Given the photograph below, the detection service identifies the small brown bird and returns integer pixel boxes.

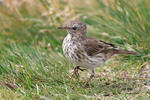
[58,20,138,86]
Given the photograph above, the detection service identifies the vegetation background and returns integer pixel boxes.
[0,0,150,99]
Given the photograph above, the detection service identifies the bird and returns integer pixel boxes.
[58,20,138,86]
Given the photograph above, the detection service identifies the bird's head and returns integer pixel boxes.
[58,21,87,36]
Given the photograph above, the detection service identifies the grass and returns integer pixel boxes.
[0,0,150,99]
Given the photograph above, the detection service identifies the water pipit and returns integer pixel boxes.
[58,21,138,86]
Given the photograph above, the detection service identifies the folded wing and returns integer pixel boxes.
[82,37,117,56]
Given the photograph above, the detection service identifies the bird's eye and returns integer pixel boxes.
[72,27,77,30]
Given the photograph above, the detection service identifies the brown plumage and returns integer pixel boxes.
[58,20,138,86]
[82,37,138,58]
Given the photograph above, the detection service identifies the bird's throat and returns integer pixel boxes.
[67,32,86,40]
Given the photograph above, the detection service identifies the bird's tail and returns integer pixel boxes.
[113,49,138,55]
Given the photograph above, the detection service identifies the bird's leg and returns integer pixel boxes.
[71,66,80,80]
[77,67,86,71]
[84,69,95,87]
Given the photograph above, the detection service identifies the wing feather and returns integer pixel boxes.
[82,37,116,56]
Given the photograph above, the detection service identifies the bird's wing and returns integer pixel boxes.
[82,37,117,56]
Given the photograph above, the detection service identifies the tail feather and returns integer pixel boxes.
[113,49,138,55]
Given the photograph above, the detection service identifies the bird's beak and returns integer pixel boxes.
[57,26,72,30]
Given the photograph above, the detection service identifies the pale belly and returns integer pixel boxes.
[62,35,105,70]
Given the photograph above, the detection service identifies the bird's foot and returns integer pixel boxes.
[78,67,86,71]
[70,66,86,80]
[70,66,80,80]
[83,69,95,88]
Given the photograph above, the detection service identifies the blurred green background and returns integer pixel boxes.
[0,0,150,99]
